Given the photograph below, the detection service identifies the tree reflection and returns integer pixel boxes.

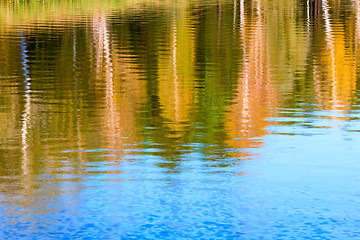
[0,0,359,181]
[225,0,276,159]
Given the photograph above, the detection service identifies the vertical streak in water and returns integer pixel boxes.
[239,0,245,51]
[307,0,310,30]
[255,0,262,85]
[355,0,360,60]
[312,0,322,99]
[217,0,222,56]
[306,0,311,60]
[172,3,179,122]
[322,0,337,102]
[239,0,250,124]
[262,0,271,93]
[307,0,322,100]
[94,14,115,137]
[103,17,113,85]
[20,32,31,176]
[233,0,237,38]
[73,23,83,156]
[73,24,78,100]
[103,15,116,137]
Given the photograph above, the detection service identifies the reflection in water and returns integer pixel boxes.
[312,0,356,116]
[20,33,31,177]
[357,0,360,52]
[172,4,179,122]
[1,0,360,238]
[93,13,116,145]
[321,0,338,111]
[226,0,276,158]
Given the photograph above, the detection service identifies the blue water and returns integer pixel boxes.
[2,120,360,239]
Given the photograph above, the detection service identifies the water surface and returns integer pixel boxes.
[1,0,360,238]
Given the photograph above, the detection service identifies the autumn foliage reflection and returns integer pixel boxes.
[0,0,359,180]
[225,0,276,158]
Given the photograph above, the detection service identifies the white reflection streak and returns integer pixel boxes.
[95,15,115,134]
[322,0,337,102]
[255,0,262,84]
[307,0,310,39]
[306,0,312,85]
[20,34,31,175]
[172,7,179,122]
[104,18,116,135]
[239,0,245,47]
[73,26,77,74]
[233,0,237,36]
[356,1,360,52]
[103,18,113,85]
[239,0,250,124]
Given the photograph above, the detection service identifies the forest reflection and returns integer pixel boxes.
[0,0,359,183]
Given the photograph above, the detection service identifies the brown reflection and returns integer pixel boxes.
[92,12,146,158]
[225,0,276,158]
[0,29,22,173]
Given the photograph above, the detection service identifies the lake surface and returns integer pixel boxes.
[1,0,360,238]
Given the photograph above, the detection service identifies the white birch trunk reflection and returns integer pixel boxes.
[172,5,179,122]
[20,33,31,177]
[93,13,116,142]
[322,0,337,105]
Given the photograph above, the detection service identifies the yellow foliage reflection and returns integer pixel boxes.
[313,0,356,117]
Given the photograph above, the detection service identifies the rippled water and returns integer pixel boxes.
[1,0,360,238]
